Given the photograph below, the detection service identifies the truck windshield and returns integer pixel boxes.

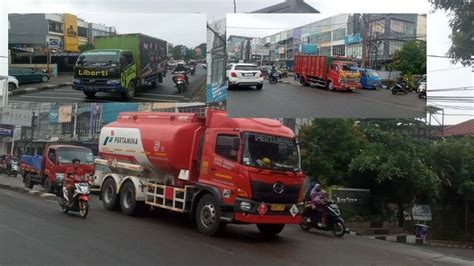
[76,51,119,66]
[242,133,300,172]
[367,70,380,78]
[57,148,94,164]
[341,63,358,72]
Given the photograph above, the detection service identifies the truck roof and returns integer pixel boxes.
[115,110,295,138]
[95,33,167,43]
[47,144,92,150]
[82,49,130,53]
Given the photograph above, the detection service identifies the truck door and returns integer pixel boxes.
[44,148,56,179]
[200,129,241,193]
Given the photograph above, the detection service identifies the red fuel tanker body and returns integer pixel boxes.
[97,110,305,236]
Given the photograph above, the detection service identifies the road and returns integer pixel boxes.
[0,183,471,265]
[227,78,427,118]
[9,68,207,103]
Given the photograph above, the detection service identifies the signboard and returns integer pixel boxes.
[344,33,362,44]
[49,106,59,123]
[0,124,15,137]
[1,107,33,127]
[255,48,270,56]
[63,13,79,52]
[251,55,262,60]
[58,105,73,123]
[48,39,61,49]
[206,83,227,103]
[411,204,432,221]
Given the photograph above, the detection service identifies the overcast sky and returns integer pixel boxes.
[1,0,472,124]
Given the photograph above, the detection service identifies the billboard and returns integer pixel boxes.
[63,13,79,52]
[0,124,15,137]
[58,105,73,123]
[1,107,33,127]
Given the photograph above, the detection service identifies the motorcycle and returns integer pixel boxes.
[7,159,19,177]
[189,65,196,75]
[391,81,410,95]
[300,200,346,237]
[58,177,90,218]
[417,82,427,100]
[269,71,279,84]
[172,71,188,94]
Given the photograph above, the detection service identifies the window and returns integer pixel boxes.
[215,135,239,161]
[48,20,63,33]
[330,64,339,71]
[389,40,405,55]
[369,19,385,35]
[319,47,331,56]
[78,27,88,37]
[347,43,362,59]
[235,65,258,71]
[332,28,346,41]
[123,51,134,65]
[319,32,331,43]
[390,19,415,37]
[332,45,345,56]
[48,149,56,163]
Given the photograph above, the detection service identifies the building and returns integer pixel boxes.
[251,0,319,13]
[416,14,427,41]
[8,13,116,72]
[436,119,474,138]
[227,35,253,63]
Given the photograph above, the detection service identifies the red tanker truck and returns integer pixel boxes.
[96,110,305,236]
[294,55,361,91]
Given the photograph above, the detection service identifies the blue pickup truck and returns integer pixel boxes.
[358,68,383,90]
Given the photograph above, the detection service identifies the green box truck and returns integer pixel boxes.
[73,33,168,100]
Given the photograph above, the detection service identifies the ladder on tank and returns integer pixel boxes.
[145,182,193,213]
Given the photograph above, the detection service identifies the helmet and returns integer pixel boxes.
[262,157,271,166]
[314,184,321,192]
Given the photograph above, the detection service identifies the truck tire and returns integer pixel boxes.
[256,84,263,90]
[119,181,148,216]
[195,194,224,236]
[43,178,52,193]
[102,178,119,210]
[327,81,334,91]
[84,92,96,98]
[8,82,17,91]
[122,81,136,100]
[24,173,34,189]
[257,224,285,237]
[300,77,309,87]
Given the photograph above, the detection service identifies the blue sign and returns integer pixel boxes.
[49,107,59,123]
[49,39,61,49]
[0,124,15,137]
[345,33,361,44]
[206,83,227,103]
[102,103,139,123]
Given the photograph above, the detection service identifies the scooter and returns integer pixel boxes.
[269,71,279,84]
[58,178,90,218]
[189,65,196,75]
[391,81,409,95]
[172,71,188,94]
[7,159,19,177]
[300,200,346,237]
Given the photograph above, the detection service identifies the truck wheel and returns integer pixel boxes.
[327,81,334,91]
[119,181,148,216]
[43,178,52,193]
[8,82,17,91]
[24,173,33,189]
[300,77,309,86]
[102,178,119,210]
[122,81,136,100]
[256,84,263,90]
[84,92,96,98]
[195,194,223,236]
[257,224,285,237]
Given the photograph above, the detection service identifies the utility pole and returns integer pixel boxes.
[30,111,35,152]
[233,0,236,13]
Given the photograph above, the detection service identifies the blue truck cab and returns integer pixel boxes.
[358,68,382,89]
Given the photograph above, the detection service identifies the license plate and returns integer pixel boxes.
[84,86,93,91]
[271,204,285,211]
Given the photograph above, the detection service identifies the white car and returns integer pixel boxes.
[226,63,264,90]
[7,76,19,91]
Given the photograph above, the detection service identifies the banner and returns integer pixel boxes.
[1,107,33,127]
[58,105,73,123]
[0,124,15,137]
[49,106,59,123]
[206,83,227,103]
[63,13,79,52]
[345,33,362,44]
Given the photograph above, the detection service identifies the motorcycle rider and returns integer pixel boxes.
[173,62,189,84]
[64,158,85,207]
[270,65,278,82]
[310,183,328,227]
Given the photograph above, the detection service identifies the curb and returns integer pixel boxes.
[425,242,474,249]
[0,182,57,202]
[9,82,72,96]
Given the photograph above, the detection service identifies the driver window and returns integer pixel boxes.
[215,135,239,161]
[48,149,56,163]
[330,64,339,71]
[122,52,134,66]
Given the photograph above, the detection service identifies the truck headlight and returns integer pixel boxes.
[73,79,81,84]
[240,201,251,211]
[55,173,64,182]
[107,79,120,85]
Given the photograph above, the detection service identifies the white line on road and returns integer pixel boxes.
[135,92,185,98]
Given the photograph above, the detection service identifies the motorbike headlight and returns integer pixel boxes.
[55,173,64,182]
[107,79,120,85]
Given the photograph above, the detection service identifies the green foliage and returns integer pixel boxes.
[171,45,186,60]
[430,0,474,66]
[79,43,95,52]
[196,43,207,58]
[388,40,426,75]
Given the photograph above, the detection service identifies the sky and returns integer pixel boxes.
[1,0,472,124]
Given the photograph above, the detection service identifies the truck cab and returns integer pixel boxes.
[328,61,361,91]
[358,68,382,89]
[21,144,95,193]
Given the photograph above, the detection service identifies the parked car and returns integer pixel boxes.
[7,76,19,91]
[226,63,264,90]
[8,68,49,84]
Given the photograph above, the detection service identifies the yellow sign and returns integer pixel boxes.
[63,13,78,52]
[78,69,109,77]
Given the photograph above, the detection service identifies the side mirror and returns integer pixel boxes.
[232,138,240,151]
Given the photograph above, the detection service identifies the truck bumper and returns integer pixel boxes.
[72,84,124,93]
[230,198,304,224]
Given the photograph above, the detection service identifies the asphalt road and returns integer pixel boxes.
[0,186,471,265]
[9,67,207,103]
[227,78,427,118]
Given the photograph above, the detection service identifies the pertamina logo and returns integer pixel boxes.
[103,130,138,146]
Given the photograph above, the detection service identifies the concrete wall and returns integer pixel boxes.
[9,14,48,46]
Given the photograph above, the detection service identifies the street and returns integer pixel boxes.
[0,175,471,265]
[9,67,207,103]
[227,77,427,118]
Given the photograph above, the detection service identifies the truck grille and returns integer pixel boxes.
[251,180,300,203]
[80,79,108,85]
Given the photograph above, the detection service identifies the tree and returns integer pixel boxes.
[79,42,95,52]
[388,40,426,75]
[195,43,207,59]
[348,119,440,226]
[171,45,187,60]
[185,49,196,60]
[298,119,364,186]
[430,0,473,66]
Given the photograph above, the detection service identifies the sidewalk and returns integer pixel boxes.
[0,174,56,200]
[9,74,73,96]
